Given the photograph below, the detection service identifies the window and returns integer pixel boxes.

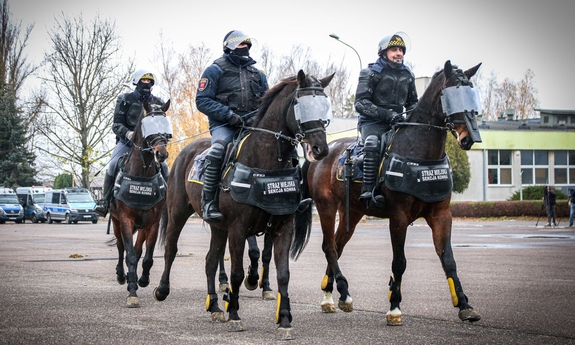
[487,150,512,185]
[521,150,549,185]
[554,150,575,185]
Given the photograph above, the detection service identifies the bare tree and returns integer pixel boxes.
[36,12,133,188]
[516,69,539,119]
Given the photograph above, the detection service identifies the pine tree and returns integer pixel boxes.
[0,87,37,187]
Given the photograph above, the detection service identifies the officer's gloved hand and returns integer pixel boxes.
[228,113,244,127]
[390,113,405,125]
[126,131,134,141]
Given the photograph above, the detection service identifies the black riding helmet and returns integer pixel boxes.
[222,30,255,53]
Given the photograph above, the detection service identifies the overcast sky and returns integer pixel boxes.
[12,0,575,110]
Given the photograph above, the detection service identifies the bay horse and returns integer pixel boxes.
[154,70,334,339]
[110,100,172,307]
[296,61,483,325]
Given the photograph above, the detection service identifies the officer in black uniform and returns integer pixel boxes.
[354,31,418,205]
[94,69,167,217]
[196,30,269,222]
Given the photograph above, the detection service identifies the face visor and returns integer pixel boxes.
[141,115,173,140]
[441,85,482,143]
[294,95,333,125]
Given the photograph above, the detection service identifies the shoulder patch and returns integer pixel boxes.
[198,78,208,92]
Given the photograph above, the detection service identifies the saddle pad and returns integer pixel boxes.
[383,152,452,203]
[336,141,364,182]
[187,149,209,184]
[114,171,167,210]
[227,162,301,215]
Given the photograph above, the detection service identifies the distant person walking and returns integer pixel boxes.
[543,185,557,227]
[568,188,575,227]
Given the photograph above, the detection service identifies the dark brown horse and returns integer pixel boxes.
[296,61,482,325]
[110,100,172,307]
[154,70,334,339]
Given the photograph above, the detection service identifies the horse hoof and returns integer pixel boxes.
[211,312,226,323]
[219,283,229,292]
[138,278,149,288]
[227,320,245,332]
[244,275,258,291]
[117,275,126,285]
[459,308,481,322]
[338,299,353,312]
[321,303,335,313]
[153,287,167,302]
[126,296,140,308]
[277,327,294,340]
[386,309,402,326]
[262,290,275,300]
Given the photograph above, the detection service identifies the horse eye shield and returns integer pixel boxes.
[294,95,333,125]
[141,115,173,139]
[441,86,482,143]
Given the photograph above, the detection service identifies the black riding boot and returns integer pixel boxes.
[202,142,225,222]
[94,173,115,217]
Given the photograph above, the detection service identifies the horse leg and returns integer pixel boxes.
[138,225,158,288]
[244,235,260,291]
[386,219,408,326]
[114,225,126,285]
[224,230,247,331]
[154,213,188,302]
[427,214,481,322]
[259,233,275,300]
[205,227,228,323]
[218,251,229,292]
[272,221,295,340]
[119,220,140,307]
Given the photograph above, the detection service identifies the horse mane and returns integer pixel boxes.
[251,76,298,126]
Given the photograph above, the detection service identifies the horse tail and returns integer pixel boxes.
[291,160,313,260]
[158,202,169,246]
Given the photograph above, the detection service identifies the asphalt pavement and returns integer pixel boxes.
[1,217,574,344]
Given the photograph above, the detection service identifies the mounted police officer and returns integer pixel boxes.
[94,69,168,217]
[355,31,418,206]
[196,30,269,222]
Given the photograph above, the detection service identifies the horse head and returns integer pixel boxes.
[290,70,335,162]
[440,60,482,150]
[140,99,172,164]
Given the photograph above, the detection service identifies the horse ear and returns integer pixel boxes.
[143,99,152,113]
[444,60,453,78]
[161,99,171,113]
[464,63,482,80]
[296,70,306,86]
[320,73,336,88]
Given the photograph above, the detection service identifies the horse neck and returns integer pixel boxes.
[391,100,447,161]
[241,104,295,170]
[124,142,158,177]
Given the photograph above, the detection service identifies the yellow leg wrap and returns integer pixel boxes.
[321,275,329,290]
[259,266,265,288]
[275,293,282,324]
[205,294,210,311]
[447,277,459,306]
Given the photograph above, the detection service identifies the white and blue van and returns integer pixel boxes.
[43,188,99,224]
[16,186,51,223]
[0,187,24,224]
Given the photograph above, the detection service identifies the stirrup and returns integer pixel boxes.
[94,200,108,217]
[203,201,223,222]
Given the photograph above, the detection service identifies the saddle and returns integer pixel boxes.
[188,133,302,215]
[336,133,453,203]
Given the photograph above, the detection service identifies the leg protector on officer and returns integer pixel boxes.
[202,142,225,222]
[94,172,115,217]
[360,135,380,201]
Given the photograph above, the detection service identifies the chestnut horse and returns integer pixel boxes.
[296,61,483,325]
[154,71,334,339]
[110,100,172,307]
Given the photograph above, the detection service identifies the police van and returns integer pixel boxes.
[16,186,51,223]
[43,188,99,224]
[0,187,24,224]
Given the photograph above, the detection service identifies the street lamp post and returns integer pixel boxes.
[329,33,362,72]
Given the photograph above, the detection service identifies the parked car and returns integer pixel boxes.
[0,188,24,224]
[16,186,51,223]
[43,188,99,224]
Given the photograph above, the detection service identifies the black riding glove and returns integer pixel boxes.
[390,113,405,124]
[228,113,244,127]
